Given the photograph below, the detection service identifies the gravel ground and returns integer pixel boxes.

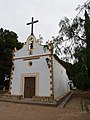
[0,90,90,120]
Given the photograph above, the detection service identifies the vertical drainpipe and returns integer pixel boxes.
[48,41,54,99]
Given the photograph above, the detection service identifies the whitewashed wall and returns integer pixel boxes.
[11,56,50,96]
[53,57,70,99]
[11,35,70,98]
[15,35,49,58]
[11,35,50,96]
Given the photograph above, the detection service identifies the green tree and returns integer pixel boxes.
[0,28,23,89]
[53,1,90,90]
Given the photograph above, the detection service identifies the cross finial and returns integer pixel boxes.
[27,17,39,35]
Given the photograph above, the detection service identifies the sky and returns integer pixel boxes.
[0,0,86,43]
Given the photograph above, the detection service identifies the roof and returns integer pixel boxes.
[53,54,67,69]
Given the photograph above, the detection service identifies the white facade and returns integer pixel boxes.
[10,35,70,100]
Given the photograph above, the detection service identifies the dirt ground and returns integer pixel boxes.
[0,90,90,120]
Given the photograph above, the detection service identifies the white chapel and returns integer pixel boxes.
[9,17,70,102]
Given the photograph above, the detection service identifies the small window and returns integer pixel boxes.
[28,61,33,66]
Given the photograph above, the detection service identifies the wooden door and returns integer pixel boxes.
[24,77,35,98]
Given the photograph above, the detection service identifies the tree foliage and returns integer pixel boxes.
[0,28,23,89]
[53,1,90,90]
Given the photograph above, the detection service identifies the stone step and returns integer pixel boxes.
[58,91,74,108]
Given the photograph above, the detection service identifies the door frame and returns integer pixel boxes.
[20,73,39,98]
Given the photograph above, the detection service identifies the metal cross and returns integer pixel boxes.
[27,17,39,35]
